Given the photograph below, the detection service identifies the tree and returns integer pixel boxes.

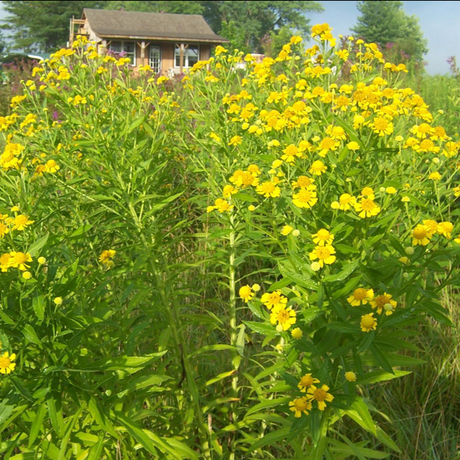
[201,1,324,53]
[352,1,427,61]
[1,1,105,52]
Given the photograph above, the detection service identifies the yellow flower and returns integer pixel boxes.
[291,327,303,339]
[228,135,242,146]
[9,252,32,271]
[11,214,34,231]
[360,313,377,332]
[385,187,397,194]
[347,141,360,151]
[22,271,32,280]
[270,305,296,331]
[354,198,381,218]
[309,245,336,267]
[256,181,281,198]
[437,221,453,239]
[261,290,287,310]
[38,257,46,264]
[338,193,356,210]
[44,159,60,173]
[0,351,16,374]
[345,371,357,382]
[54,297,63,305]
[312,228,334,246]
[371,117,393,136]
[307,384,334,411]
[292,175,315,190]
[298,373,320,392]
[412,225,431,246]
[239,285,254,303]
[289,396,312,417]
[99,250,116,265]
[309,160,327,176]
[293,189,318,209]
[370,293,397,315]
[281,225,293,236]
[429,172,442,181]
[347,288,374,306]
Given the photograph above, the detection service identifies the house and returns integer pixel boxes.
[69,8,228,74]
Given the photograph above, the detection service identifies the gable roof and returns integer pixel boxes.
[83,8,228,43]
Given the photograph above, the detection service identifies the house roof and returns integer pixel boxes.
[83,8,228,43]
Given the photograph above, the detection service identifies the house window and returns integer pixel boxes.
[149,45,161,73]
[175,44,199,69]
[109,41,136,66]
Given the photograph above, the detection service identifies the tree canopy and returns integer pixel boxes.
[351,1,428,61]
[1,1,323,55]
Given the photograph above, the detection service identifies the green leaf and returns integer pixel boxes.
[243,321,276,336]
[369,344,394,374]
[246,427,291,454]
[357,370,411,385]
[324,260,359,283]
[27,234,49,257]
[29,403,47,447]
[246,397,290,416]
[188,344,236,358]
[32,295,45,322]
[22,325,41,346]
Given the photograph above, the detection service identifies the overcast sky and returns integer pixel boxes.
[308,1,459,75]
[0,1,456,75]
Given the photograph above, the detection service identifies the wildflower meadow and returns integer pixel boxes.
[0,24,459,459]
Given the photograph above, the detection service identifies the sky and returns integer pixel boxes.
[0,1,457,75]
[308,1,459,75]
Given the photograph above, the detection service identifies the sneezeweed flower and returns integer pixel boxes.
[429,172,442,181]
[44,159,60,173]
[289,396,312,418]
[256,181,281,198]
[0,223,9,238]
[312,228,334,246]
[371,117,393,136]
[38,257,46,265]
[360,313,377,332]
[291,327,303,339]
[298,373,320,392]
[11,214,34,231]
[345,371,357,382]
[292,175,315,190]
[371,293,397,315]
[270,306,296,331]
[9,252,32,271]
[309,160,327,176]
[292,189,317,209]
[309,245,336,267]
[99,250,116,266]
[354,197,381,218]
[292,229,300,237]
[239,285,254,303]
[347,288,374,306]
[0,351,16,374]
[412,224,431,246]
[347,141,360,151]
[338,193,356,210]
[281,225,293,236]
[261,290,288,310]
[54,297,63,306]
[437,221,454,239]
[385,186,397,194]
[22,271,32,280]
[307,384,334,411]
[252,284,261,292]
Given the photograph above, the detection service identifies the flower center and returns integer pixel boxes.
[413,227,427,239]
[361,316,375,328]
[361,199,376,211]
[261,182,275,193]
[375,295,390,307]
[314,388,327,401]
[316,247,331,260]
[295,398,309,411]
[0,357,11,369]
[277,309,290,322]
[297,190,312,202]
[353,288,367,300]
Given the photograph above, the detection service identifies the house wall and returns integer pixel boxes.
[107,39,215,74]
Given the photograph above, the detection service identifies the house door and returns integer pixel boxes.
[149,46,161,74]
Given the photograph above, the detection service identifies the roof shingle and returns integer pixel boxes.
[83,8,228,43]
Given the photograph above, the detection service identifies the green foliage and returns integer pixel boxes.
[1,1,104,52]
[0,24,458,460]
[352,1,428,61]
